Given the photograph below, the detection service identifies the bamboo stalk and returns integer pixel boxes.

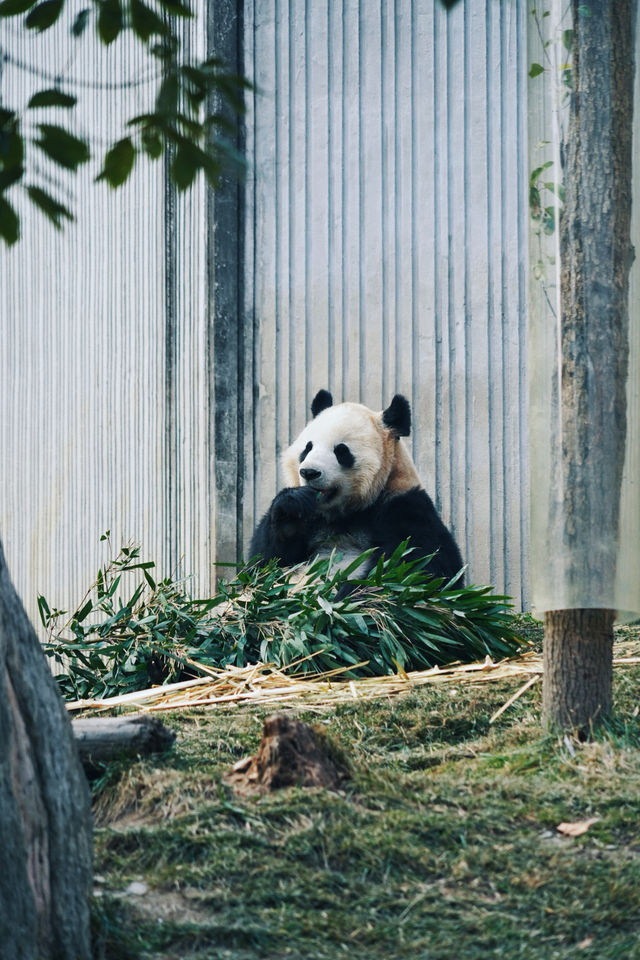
[64,654,640,717]
[489,675,541,724]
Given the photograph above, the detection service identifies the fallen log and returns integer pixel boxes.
[71,714,176,772]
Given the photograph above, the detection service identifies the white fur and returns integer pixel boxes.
[284,403,385,513]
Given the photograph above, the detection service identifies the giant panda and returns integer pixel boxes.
[250,389,464,584]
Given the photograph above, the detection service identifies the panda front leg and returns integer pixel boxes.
[249,486,321,567]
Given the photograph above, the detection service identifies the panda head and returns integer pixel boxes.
[281,390,422,513]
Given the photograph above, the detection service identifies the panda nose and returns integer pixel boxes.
[300,467,321,482]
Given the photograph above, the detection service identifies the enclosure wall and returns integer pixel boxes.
[1,0,531,632]
[243,0,530,604]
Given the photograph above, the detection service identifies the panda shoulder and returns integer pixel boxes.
[377,487,440,520]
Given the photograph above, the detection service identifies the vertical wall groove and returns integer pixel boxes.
[245,0,530,603]
[163,148,178,578]
[1,0,532,626]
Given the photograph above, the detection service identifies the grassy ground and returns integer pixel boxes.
[90,621,640,960]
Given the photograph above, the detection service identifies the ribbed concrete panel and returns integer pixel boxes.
[243,0,530,606]
[0,5,212,624]
[2,0,531,633]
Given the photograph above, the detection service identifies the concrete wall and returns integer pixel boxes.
[243,0,530,603]
[0,0,530,632]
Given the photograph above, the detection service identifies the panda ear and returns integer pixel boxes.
[311,389,333,418]
[382,394,411,437]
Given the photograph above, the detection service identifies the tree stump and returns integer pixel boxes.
[0,540,92,960]
[226,713,349,795]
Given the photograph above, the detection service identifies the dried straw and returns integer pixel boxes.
[65,650,640,719]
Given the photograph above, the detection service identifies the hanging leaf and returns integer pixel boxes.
[26,185,74,228]
[0,195,19,245]
[140,126,162,159]
[130,0,167,40]
[96,137,136,187]
[542,205,555,235]
[25,0,63,31]
[156,0,191,15]
[35,124,90,169]
[97,0,122,44]
[181,65,208,109]
[528,63,545,79]
[71,7,90,35]
[0,113,25,189]
[529,185,541,221]
[28,88,77,109]
[0,164,23,190]
[156,70,179,115]
[0,0,36,16]
[529,161,553,187]
[170,139,202,190]
[149,34,178,61]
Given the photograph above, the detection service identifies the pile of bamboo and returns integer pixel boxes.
[65,648,640,722]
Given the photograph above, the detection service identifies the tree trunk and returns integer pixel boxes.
[543,609,614,732]
[543,0,637,731]
[0,540,92,960]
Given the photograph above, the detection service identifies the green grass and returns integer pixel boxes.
[90,627,640,960]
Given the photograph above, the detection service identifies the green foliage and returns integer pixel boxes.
[25,0,63,30]
[28,88,78,109]
[0,0,250,245]
[42,539,523,702]
[0,0,37,14]
[25,186,74,227]
[35,123,90,169]
[0,195,20,244]
[528,6,573,239]
[96,137,136,187]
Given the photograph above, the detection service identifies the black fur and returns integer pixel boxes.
[311,389,333,417]
[382,394,411,437]
[334,443,355,468]
[299,441,313,462]
[367,488,463,581]
[249,486,321,567]
[250,485,464,584]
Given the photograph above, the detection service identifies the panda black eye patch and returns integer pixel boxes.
[334,443,355,468]
[299,441,313,463]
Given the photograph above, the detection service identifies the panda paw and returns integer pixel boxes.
[270,486,319,539]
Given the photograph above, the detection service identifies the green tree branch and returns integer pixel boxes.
[0,0,250,244]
